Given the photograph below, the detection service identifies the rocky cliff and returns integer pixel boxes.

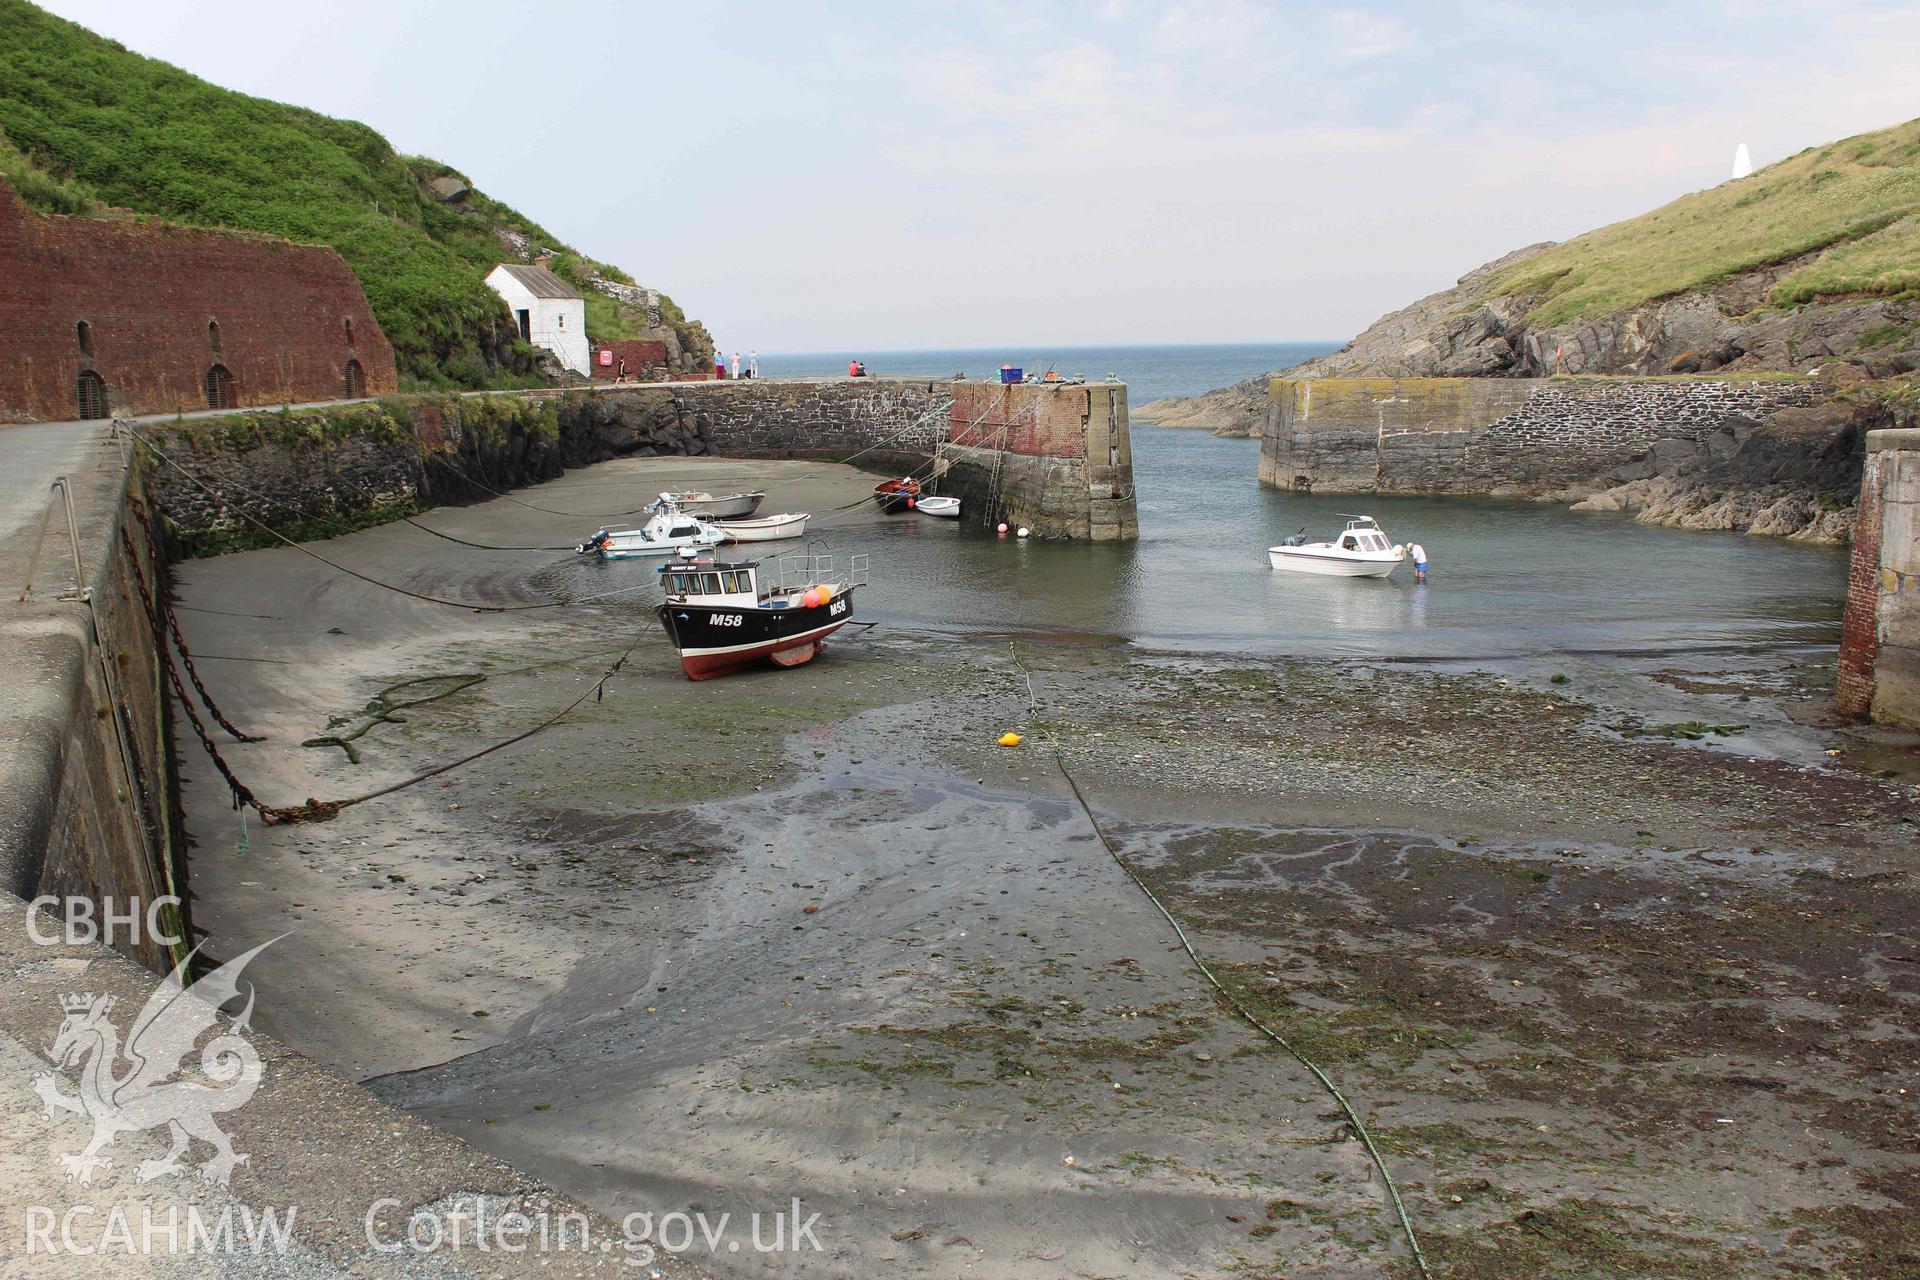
[1147,116,1920,440]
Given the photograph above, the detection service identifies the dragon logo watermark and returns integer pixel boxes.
[32,941,274,1187]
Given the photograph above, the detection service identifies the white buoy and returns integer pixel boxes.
[1016,527,1030,538]
[1732,142,1752,180]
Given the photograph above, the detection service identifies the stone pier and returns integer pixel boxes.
[1838,427,1920,727]
[1262,375,1821,498]
[934,380,1138,540]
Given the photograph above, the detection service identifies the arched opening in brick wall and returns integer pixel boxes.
[76,320,93,360]
[204,364,235,410]
[75,370,110,420]
[343,317,356,348]
[343,359,366,399]
[208,319,222,356]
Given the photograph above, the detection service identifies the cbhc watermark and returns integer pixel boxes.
[27,895,184,948]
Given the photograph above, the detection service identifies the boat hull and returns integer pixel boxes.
[656,588,856,679]
[679,492,765,519]
[1267,549,1402,577]
[916,496,961,518]
[717,513,810,542]
[599,535,720,560]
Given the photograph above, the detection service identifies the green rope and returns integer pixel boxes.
[1005,641,1434,1280]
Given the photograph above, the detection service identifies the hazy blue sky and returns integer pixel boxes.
[37,1,1920,351]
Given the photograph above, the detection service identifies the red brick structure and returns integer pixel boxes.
[0,178,397,423]
[589,339,669,381]
[1836,451,1884,718]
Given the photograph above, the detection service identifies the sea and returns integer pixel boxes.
[731,344,1849,660]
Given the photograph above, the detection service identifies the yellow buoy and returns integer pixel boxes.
[997,732,1023,748]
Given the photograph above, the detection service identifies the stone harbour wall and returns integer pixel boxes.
[145,377,1138,550]
[1838,428,1920,727]
[0,425,186,974]
[938,381,1137,540]
[1262,375,1822,498]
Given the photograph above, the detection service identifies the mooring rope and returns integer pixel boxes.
[1003,642,1434,1280]
[124,425,658,612]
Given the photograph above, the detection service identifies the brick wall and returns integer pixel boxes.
[589,340,669,380]
[0,178,398,423]
[1837,449,1884,716]
[1262,375,1822,497]
[1839,428,1920,726]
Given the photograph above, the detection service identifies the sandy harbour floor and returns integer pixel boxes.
[173,455,1919,1279]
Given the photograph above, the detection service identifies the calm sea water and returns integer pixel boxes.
[682,345,1848,659]
[753,342,1331,404]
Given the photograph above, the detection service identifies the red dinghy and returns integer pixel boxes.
[872,477,920,513]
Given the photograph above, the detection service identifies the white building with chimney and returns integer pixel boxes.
[485,256,589,373]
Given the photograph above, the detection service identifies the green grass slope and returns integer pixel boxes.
[0,0,695,388]
[1490,117,1920,325]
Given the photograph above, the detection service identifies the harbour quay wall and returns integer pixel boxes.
[935,381,1138,540]
[147,377,1137,550]
[0,424,185,973]
[1261,375,1822,498]
[1838,428,1920,727]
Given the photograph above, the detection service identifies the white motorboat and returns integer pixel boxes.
[915,495,961,518]
[717,512,810,543]
[1267,515,1407,578]
[577,499,726,559]
[668,490,765,519]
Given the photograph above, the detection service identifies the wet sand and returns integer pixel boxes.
[175,456,1919,1278]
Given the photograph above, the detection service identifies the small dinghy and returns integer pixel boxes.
[1267,515,1407,578]
[717,512,810,543]
[577,495,726,559]
[873,477,921,513]
[668,490,765,519]
[656,549,867,680]
[915,495,961,519]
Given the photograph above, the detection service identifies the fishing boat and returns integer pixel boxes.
[577,497,726,559]
[1267,515,1407,578]
[667,490,765,519]
[873,477,921,513]
[915,495,961,519]
[716,512,810,543]
[656,549,867,680]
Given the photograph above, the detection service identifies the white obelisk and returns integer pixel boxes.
[1732,142,1753,179]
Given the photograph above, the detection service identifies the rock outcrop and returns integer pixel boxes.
[1143,242,1920,439]
[1570,383,1918,542]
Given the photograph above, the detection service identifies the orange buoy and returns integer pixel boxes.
[997,732,1023,747]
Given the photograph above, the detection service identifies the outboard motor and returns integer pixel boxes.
[1280,527,1308,547]
[576,527,611,554]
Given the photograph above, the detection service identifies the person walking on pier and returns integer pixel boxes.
[731,351,742,379]
[714,351,727,379]
[748,349,759,379]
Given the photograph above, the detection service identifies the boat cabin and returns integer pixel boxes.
[660,559,765,606]
[1337,518,1395,555]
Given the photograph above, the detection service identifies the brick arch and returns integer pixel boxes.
[75,370,110,420]
[343,359,366,399]
[204,363,235,410]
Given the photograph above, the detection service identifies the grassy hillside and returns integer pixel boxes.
[1491,117,1920,325]
[0,0,700,388]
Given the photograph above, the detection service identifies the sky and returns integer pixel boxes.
[34,0,1920,351]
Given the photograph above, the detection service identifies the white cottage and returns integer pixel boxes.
[485,257,590,374]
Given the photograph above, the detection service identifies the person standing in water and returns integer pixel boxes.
[1410,541,1429,583]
